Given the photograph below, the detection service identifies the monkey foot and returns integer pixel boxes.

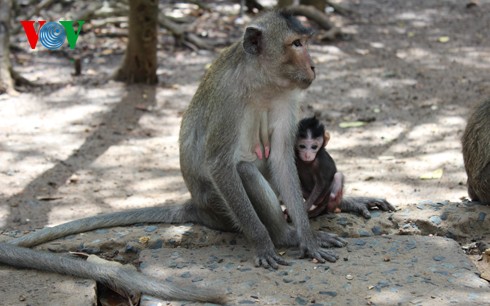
[316,231,347,248]
[254,250,290,269]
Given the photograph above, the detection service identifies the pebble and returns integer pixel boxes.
[354,239,367,246]
[433,256,445,261]
[144,225,158,232]
[180,272,192,278]
[124,244,139,253]
[478,212,486,222]
[337,217,348,226]
[319,291,337,297]
[358,229,371,237]
[371,226,383,235]
[238,300,255,304]
[148,239,163,249]
[429,216,442,225]
[295,296,308,305]
[440,211,449,221]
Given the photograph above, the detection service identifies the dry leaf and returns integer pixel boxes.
[139,236,151,245]
[420,168,444,180]
[339,121,366,128]
[438,36,450,43]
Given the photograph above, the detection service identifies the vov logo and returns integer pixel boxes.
[20,20,85,50]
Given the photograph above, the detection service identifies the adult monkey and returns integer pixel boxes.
[0,10,345,300]
[462,98,490,204]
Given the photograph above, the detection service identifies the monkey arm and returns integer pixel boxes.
[302,179,329,214]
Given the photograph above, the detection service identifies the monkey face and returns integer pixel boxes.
[281,36,316,89]
[296,136,323,162]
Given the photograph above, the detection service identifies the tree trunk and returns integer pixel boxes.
[0,0,14,94]
[114,0,158,84]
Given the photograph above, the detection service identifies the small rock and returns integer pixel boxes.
[181,272,192,279]
[144,225,158,232]
[371,226,383,235]
[337,217,348,226]
[429,216,442,225]
[354,239,367,246]
[319,291,337,297]
[148,239,163,249]
[433,256,445,261]
[358,229,371,237]
[346,274,354,280]
[295,296,308,305]
[440,212,449,221]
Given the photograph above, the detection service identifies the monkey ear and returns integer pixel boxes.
[323,131,330,147]
[243,27,263,55]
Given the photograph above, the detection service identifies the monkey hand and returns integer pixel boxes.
[341,197,396,219]
[254,247,290,269]
[299,235,341,263]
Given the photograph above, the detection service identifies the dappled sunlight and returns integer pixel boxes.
[370,287,490,305]
[447,47,490,69]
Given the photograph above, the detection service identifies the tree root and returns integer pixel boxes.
[160,15,214,50]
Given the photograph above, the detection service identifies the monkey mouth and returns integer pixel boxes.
[297,78,314,89]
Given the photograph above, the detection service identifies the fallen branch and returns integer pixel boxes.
[287,5,333,31]
[324,0,354,17]
[159,15,213,50]
[13,0,55,34]
[10,67,39,88]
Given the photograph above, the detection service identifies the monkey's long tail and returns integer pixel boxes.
[0,243,226,304]
[9,201,197,247]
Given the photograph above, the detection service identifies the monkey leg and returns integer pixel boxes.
[340,197,395,219]
[0,243,225,304]
[471,162,490,203]
[238,161,297,247]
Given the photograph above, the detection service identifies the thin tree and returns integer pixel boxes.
[0,0,14,94]
[114,0,158,84]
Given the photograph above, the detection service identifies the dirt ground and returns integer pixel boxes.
[0,0,490,303]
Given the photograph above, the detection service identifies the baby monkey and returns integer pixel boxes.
[295,116,344,217]
[255,114,393,218]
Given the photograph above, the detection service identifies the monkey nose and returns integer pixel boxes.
[311,66,315,72]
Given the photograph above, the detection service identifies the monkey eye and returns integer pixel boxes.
[292,39,303,47]
[299,145,306,149]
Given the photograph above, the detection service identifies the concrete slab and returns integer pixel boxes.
[0,265,97,306]
[139,236,490,305]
